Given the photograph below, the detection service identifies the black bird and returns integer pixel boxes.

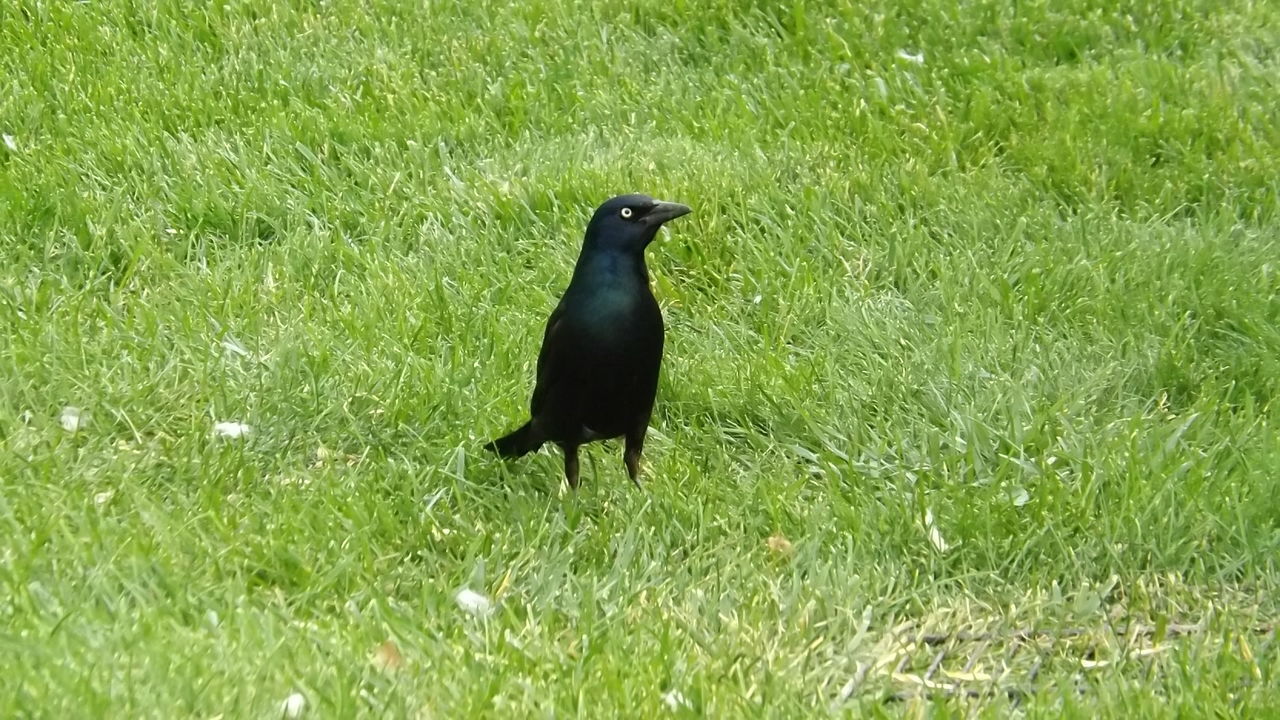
[486,194,692,488]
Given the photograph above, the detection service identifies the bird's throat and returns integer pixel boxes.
[563,250,657,329]
[570,249,650,293]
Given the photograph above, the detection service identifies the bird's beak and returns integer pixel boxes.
[645,200,692,226]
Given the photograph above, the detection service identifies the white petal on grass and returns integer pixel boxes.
[872,76,889,99]
[661,689,690,711]
[924,508,950,553]
[455,588,493,617]
[1011,487,1031,507]
[60,406,85,432]
[93,490,114,506]
[221,336,251,358]
[2,134,16,152]
[213,421,252,439]
[280,692,307,718]
[896,49,925,64]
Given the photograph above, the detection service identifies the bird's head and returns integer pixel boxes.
[582,194,692,252]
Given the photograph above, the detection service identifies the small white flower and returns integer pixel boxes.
[60,406,85,432]
[896,49,925,64]
[280,691,306,718]
[924,508,950,553]
[661,689,690,711]
[213,421,251,439]
[1010,487,1031,507]
[205,610,220,628]
[93,490,114,506]
[454,588,493,617]
[2,134,16,152]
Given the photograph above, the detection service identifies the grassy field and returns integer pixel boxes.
[2,0,1279,715]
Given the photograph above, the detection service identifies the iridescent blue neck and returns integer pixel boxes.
[569,246,649,291]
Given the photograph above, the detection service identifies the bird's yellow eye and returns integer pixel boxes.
[620,207,633,219]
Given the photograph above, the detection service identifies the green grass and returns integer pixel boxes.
[2,0,1279,715]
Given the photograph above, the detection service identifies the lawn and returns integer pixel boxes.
[2,0,1279,715]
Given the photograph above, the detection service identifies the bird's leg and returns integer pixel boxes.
[624,429,646,489]
[559,443,580,489]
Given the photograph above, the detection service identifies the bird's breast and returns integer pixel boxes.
[583,285,646,317]
[561,252,664,352]
[568,294,661,345]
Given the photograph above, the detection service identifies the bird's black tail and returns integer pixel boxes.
[484,422,544,458]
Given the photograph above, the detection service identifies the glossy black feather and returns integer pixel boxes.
[486,194,691,488]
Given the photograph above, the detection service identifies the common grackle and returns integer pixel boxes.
[486,194,692,489]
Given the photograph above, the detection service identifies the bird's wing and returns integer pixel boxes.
[530,299,569,417]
